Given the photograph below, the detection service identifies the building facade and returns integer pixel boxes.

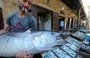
[0,0,79,32]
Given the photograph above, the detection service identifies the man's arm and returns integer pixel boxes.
[0,25,10,35]
[0,14,12,35]
[4,25,11,32]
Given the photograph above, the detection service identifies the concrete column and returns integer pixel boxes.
[64,17,68,31]
[88,19,90,31]
[73,18,75,28]
[68,17,72,31]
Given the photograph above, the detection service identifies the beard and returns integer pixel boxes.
[19,4,28,13]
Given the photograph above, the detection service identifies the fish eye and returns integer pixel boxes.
[56,35,60,40]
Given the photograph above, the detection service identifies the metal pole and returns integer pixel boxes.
[79,6,83,29]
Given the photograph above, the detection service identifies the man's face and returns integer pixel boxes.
[19,0,31,13]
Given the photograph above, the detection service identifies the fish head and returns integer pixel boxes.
[33,31,67,51]
[50,32,67,45]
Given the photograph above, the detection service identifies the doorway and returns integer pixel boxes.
[0,8,4,30]
[37,7,52,31]
[59,17,65,31]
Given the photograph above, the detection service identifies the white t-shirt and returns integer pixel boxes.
[60,20,64,27]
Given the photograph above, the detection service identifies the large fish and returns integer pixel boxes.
[0,30,66,57]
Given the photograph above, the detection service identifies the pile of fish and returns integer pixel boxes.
[42,35,82,58]
[42,28,90,58]
[78,29,90,58]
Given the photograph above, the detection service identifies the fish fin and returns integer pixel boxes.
[25,29,31,34]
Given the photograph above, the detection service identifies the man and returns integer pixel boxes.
[59,19,64,31]
[7,0,37,32]
[0,0,37,58]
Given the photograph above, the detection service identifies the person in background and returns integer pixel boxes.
[59,18,64,31]
[0,0,37,58]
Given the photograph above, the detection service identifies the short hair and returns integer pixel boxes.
[17,0,32,3]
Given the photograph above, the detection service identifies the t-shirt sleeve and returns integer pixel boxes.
[7,13,15,26]
[7,16,11,26]
[29,16,37,31]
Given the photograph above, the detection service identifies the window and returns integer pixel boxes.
[37,7,52,31]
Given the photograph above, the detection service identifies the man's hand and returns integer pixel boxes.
[0,30,7,35]
[16,51,33,58]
